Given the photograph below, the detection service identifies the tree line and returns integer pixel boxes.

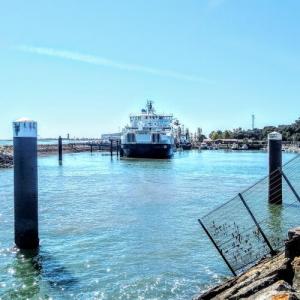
[207,117,300,142]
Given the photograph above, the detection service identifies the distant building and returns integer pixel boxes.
[278,125,288,130]
[101,133,122,142]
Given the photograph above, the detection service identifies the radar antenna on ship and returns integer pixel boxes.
[146,100,155,114]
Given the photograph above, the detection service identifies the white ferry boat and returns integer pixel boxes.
[121,101,175,158]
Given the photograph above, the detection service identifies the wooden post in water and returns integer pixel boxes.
[110,139,113,157]
[58,136,62,165]
[268,132,282,204]
[13,118,39,249]
[90,144,93,153]
[116,140,119,157]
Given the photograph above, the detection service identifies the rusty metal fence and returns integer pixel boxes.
[198,154,300,275]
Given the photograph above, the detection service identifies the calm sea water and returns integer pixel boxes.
[0,150,296,299]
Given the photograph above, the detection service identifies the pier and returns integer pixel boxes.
[88,138,121,157]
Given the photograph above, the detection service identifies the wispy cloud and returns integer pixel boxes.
[17,45,212,84]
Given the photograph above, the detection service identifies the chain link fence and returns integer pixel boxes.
[199,155,300,275]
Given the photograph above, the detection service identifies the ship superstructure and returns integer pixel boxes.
[121,101,175,158]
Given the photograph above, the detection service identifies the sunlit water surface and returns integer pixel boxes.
[0,150,296,299]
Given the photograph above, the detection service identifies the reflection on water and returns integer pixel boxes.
[267,203,283,249]
[2,248,79,300]
[3,249,41,300]
[0,150,296,299]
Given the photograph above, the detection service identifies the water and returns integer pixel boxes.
[0,150,296,299]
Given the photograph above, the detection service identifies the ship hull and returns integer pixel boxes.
[121,143,173,158]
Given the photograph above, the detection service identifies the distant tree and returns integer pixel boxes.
[185,128,190,140]
[197,127,202,142]
[223,130,232,139]
[193,132,197,142]
[177,126,182,138]
[207,116,300,142]
[210,131,220,140]
[209,131,215,139]
[262,126,277,139]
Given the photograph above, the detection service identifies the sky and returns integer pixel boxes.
[0,0,300,138]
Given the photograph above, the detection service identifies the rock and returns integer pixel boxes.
[197,253,294,300]
[286,228,300,260]
[0,143,103,168]
[196,227,300,300]
[241,280,296,300]
[0,147,13,168]
[292,257,300,294]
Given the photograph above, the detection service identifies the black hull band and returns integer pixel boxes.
[122,143,173,158]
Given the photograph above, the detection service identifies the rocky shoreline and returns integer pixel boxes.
[197,228,300,300]
[0,143,106,168]
[0,148,13,168]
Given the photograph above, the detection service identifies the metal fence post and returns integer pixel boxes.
[238,193,276,255]
[198,219,237,276]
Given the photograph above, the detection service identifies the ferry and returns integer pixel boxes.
[121,101,175,158]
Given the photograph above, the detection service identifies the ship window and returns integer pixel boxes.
[152,133,160,143]
[127,133,136,143]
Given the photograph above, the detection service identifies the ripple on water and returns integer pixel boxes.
[0,151,296,299]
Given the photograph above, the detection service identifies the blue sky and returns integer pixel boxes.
[0,0,299,138]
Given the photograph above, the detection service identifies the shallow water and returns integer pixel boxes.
[0,150,296,299]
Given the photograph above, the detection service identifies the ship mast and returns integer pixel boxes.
[146,100,155,114]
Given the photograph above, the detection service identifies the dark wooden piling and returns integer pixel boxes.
[58,136,63,165]
[110,140,113,157]
[268,132,282,204]
[116,140,119,157]
[13,119,39,249]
